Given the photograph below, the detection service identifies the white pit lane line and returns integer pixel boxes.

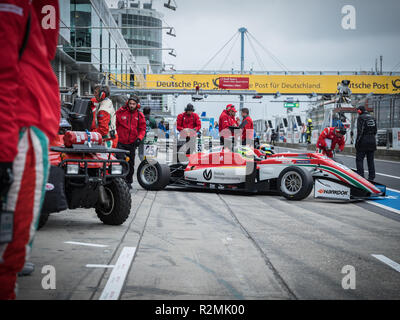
[86,264,115,268]
[99,247,136,300]
[366,188,400,216]
[366,201,400,215]
[372,255,400,273]
[64,241,109,248]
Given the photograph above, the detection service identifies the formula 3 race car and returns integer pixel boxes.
[136,146,386,201]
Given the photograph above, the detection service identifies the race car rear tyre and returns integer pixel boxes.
[95,178,131,225]
[137,160,170,191]
[278,166,313,201]
[37,211,50,230]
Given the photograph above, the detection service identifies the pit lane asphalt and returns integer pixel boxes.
[17,149,400,300]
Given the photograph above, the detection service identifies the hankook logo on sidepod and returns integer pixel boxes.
[203,169,212,181]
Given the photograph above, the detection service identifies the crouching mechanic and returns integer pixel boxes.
[91,85,118,148]
[116,96,146,188]
[0,0,60,299]
[316,127,346,158]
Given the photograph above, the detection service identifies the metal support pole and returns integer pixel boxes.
[238,27,247,111]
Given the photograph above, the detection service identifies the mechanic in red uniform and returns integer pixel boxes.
[176,103,201,154]
[316,127,346,158]
[116,96,146,188]
[90,85,100,129]
[176,103,201,135]
[90,85,118,148]
[218,104,238,147]
[238,108,254,146]
[0,0,60,299]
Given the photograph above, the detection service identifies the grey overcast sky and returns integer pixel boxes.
[106,0,400,120]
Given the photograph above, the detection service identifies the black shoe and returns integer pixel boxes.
[18,262,35,277]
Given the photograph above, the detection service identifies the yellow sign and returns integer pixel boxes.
[143,74,400,94]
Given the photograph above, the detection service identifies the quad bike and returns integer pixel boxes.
[39,100,131,229]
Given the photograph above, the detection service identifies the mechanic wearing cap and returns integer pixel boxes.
[355,105,377,181]
[116,96,146,188]
[176,103,201,134]
[91,85,118,148]
[238,108,254,146]
[176,103,201,153]
[0,0,60,299]
[219,104,239,146]
[316,127,346,158]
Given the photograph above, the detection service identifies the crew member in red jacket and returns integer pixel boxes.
[176,103,201,135]
[176,103,201,155]
[316,127,346,158]
[218,104,238,146]
[90,85,118,148]
[0,0,60,299]
[116,96,146,187]
[239,108,254,146]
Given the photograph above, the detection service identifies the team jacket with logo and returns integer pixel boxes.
[0,0,60,162]
[176,112,201,132]
[116,106,146,144]
[239,115,254,141]
[218,110,238,138]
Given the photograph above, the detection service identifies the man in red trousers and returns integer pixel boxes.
[0,0,60,299]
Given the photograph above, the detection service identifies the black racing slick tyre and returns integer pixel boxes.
[137,160,171,191]
[278,166,313,201]
[95,178,131,225]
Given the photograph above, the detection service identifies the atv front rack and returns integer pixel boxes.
[51,145,130,184]
[59,158,129,184]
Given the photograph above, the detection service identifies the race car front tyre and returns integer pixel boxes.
[278,166,313,201]
[95,178,132,225]
[137,160,171,191]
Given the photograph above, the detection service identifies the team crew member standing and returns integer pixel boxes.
[0,0,60,299]
[176,103,201,134]
[316,127,346,158]
[176,103,201,153]
[219,104,238,146]
[238,108,254,146]
[355,105,377,180]
[116,96,146,188]
[91,85,118,148]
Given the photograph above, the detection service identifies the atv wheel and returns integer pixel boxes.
[37,211,50,230]
[95,178,131,225]
[278,166,313,201]
[137,160,170,191]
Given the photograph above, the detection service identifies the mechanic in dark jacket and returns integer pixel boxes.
[116,96,146,187]
[355,105,377,181]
